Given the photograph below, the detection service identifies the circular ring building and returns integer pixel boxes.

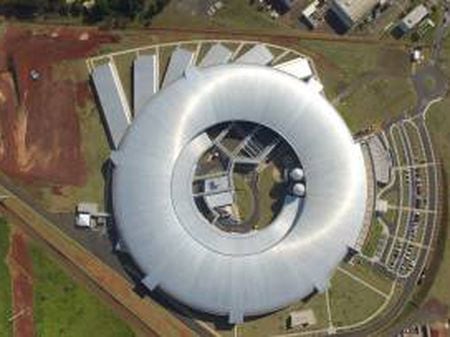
[108,56,367,324]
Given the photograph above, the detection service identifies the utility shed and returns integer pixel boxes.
[330,0,379,28]
[399,4,429,32]
[288,309,317,329]
[92,62,131,149]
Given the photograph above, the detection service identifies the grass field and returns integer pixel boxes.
[339,258,393,295]
[236,293,329,337]
[425,96,450,306]
[329,270,385,327]
[30,243,135,337]
[255,165,282,229]
[233,173,254,222]
[0,218,12,337]
[439,22,450,78]
[297,41,416,132]
[337,77,416,132]
[153,0,288,31]
[362,218,384,258]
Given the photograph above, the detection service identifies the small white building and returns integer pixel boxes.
[302,0,320,28]
[399,4,429,33]
[375,199,388,214]
[204,176,233,209]
[75,202,109,229]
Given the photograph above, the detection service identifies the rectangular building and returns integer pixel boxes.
[133,55,159,115]
[330,0,379,28]
[92,62,131,149]
[399,4,429,32]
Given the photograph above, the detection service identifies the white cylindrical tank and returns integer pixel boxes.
[289,167,304,181]
[292,183,306,197]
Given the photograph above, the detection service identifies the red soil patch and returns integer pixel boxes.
[422,298,449,318]
[7,230,35,337]
[0,25,118,186]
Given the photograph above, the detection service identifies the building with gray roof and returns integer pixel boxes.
[399,4,429,32]
[330,0,379,28]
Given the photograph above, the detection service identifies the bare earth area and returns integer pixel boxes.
[7,229,35,337]
[0,26,117,186]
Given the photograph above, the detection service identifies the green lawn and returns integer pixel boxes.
[0,218,12,337]
[337,77,416,132]
[233,173,254,222]
[237,293,329,337]
[329,270,385,327]
[380,178,400,207]
[30,244,135,337]
[255,165,283,229]
[297,41,415,132]
[362,218,384,258]
[425,97,450,306]
[153,0,288,31]
[440,33,450,78]
[339,258,393,295]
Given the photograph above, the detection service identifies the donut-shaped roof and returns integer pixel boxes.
[112,64,367,323]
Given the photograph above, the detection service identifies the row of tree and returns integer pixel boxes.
[0,0,170,24]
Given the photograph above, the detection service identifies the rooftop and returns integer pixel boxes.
[332,0,379,23]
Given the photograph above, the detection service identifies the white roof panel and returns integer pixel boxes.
[200,43,232,67]
[275,57,313,80]
[133,55,158,115]
[235,44,274,65]
[162,47,194,88]
[92,62,131,149]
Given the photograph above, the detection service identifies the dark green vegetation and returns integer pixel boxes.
[0,0,169,25]
[30,243,135,337]
[0,218,12,337]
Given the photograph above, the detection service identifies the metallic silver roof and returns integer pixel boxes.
[92,62,131,148]
[235,44,273,65]
[162,47,194,88]
[112,64,367,323]
[133,55,158,115]
[199,43,232,67]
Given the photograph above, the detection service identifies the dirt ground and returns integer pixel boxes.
[0,25,117,186]
[7,229,35,337]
